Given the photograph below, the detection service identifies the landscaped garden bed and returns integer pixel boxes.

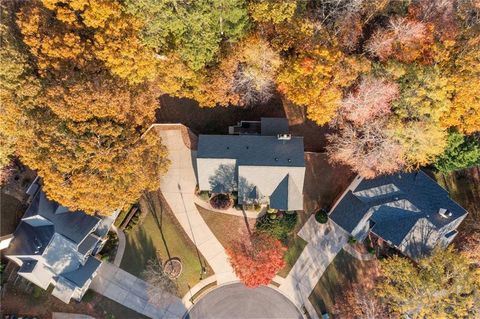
[120,190,213,296]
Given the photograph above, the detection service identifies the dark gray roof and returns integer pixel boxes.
[60,256,101,287]
[77,234,100,255]
[330,171,467,248]
[269,175,289,209]
[261,118,289,136]
[5,222,54,256]
[26,189,100,244]
[197,135,304,167]
[18,259,38,273]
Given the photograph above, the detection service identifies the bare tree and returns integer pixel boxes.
[142,258,178,306]
[327,118,405,178]
[333,283,390,319]
[339,76,399,125]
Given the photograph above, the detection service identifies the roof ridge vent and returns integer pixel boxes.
[439,208,452,218]
[277,133,291,141]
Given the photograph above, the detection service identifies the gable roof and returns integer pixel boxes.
[260,117,289,136]
[330,171,467,258]
[24,189,100,244]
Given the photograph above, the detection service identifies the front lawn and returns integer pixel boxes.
[308,249,378,316]
[120,191,213,296]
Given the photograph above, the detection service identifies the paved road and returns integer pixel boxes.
[156,127,238,284]
[91,262,186,319]
[186,283,303,319]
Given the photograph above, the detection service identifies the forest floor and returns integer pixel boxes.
[156,95,332,152]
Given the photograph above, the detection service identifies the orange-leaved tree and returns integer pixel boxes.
[226,231,286,288]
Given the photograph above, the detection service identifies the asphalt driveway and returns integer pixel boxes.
[185,283,303,319]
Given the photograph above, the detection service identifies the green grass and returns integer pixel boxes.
[278,233,307,278]
[120,191,213,296]
[308,249,376,316]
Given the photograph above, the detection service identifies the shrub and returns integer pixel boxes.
[210,193,232,210]
[315,210,328,224]
[82,290,95,302]
[348,236,357,244]
[368,247,376,255]
[256,212,297,241]
[198,191,211,202]
[33,286,43,299]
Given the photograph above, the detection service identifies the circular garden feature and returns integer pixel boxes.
[164,257,183,279]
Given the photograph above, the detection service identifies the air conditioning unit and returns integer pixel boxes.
[277,134,291,140]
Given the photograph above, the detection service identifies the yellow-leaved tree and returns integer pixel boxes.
[276,46,370,125]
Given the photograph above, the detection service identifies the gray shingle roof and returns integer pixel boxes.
[330,171,467,257]
[25,189,100,244]
[260,117,289,136]
[197,135,304,167]
[5,222,54,256]
[61,256,101,287]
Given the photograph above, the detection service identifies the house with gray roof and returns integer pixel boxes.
[3,178,116,303]
[329,171,468,260]
[197,118,305,211]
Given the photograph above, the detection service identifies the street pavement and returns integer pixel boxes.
[186,283,303,319]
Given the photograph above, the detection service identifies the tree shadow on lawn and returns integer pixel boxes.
[120,227,157,278]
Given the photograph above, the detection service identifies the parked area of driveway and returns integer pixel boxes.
[185,283,303,319]
[90,262,186,319]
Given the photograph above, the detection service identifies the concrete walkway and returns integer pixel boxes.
[110,225,126,267]
[157,128,238,284]
[91,262,186,319]
[278,217,349,318]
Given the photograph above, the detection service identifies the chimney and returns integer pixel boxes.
[277,134,291,141]
[439,208,452,218]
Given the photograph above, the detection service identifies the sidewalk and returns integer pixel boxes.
[90,262,185,319]
[157,128,238,284]
[110,225,126,267]
[278,217,349,318]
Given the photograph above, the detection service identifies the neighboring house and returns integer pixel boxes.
[197,118,305,211]
[3,178,116,303]
[329,171,467,260]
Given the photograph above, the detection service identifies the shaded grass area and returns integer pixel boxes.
[308,250,377,316]
[120,191,213,296]
[0,193,24,236]
[1,275,147,319]
[278,232,307,278]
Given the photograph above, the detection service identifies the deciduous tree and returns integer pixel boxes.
[142,258,178,306]
[366,16,434,63]
[226,231,286,288]
[377,247,480,318]
[248,0,297,24]
[125,0,250,71]
[327,119,405,178]
[339,76,398,126]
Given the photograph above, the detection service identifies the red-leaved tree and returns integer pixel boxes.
[226,231,286,288]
